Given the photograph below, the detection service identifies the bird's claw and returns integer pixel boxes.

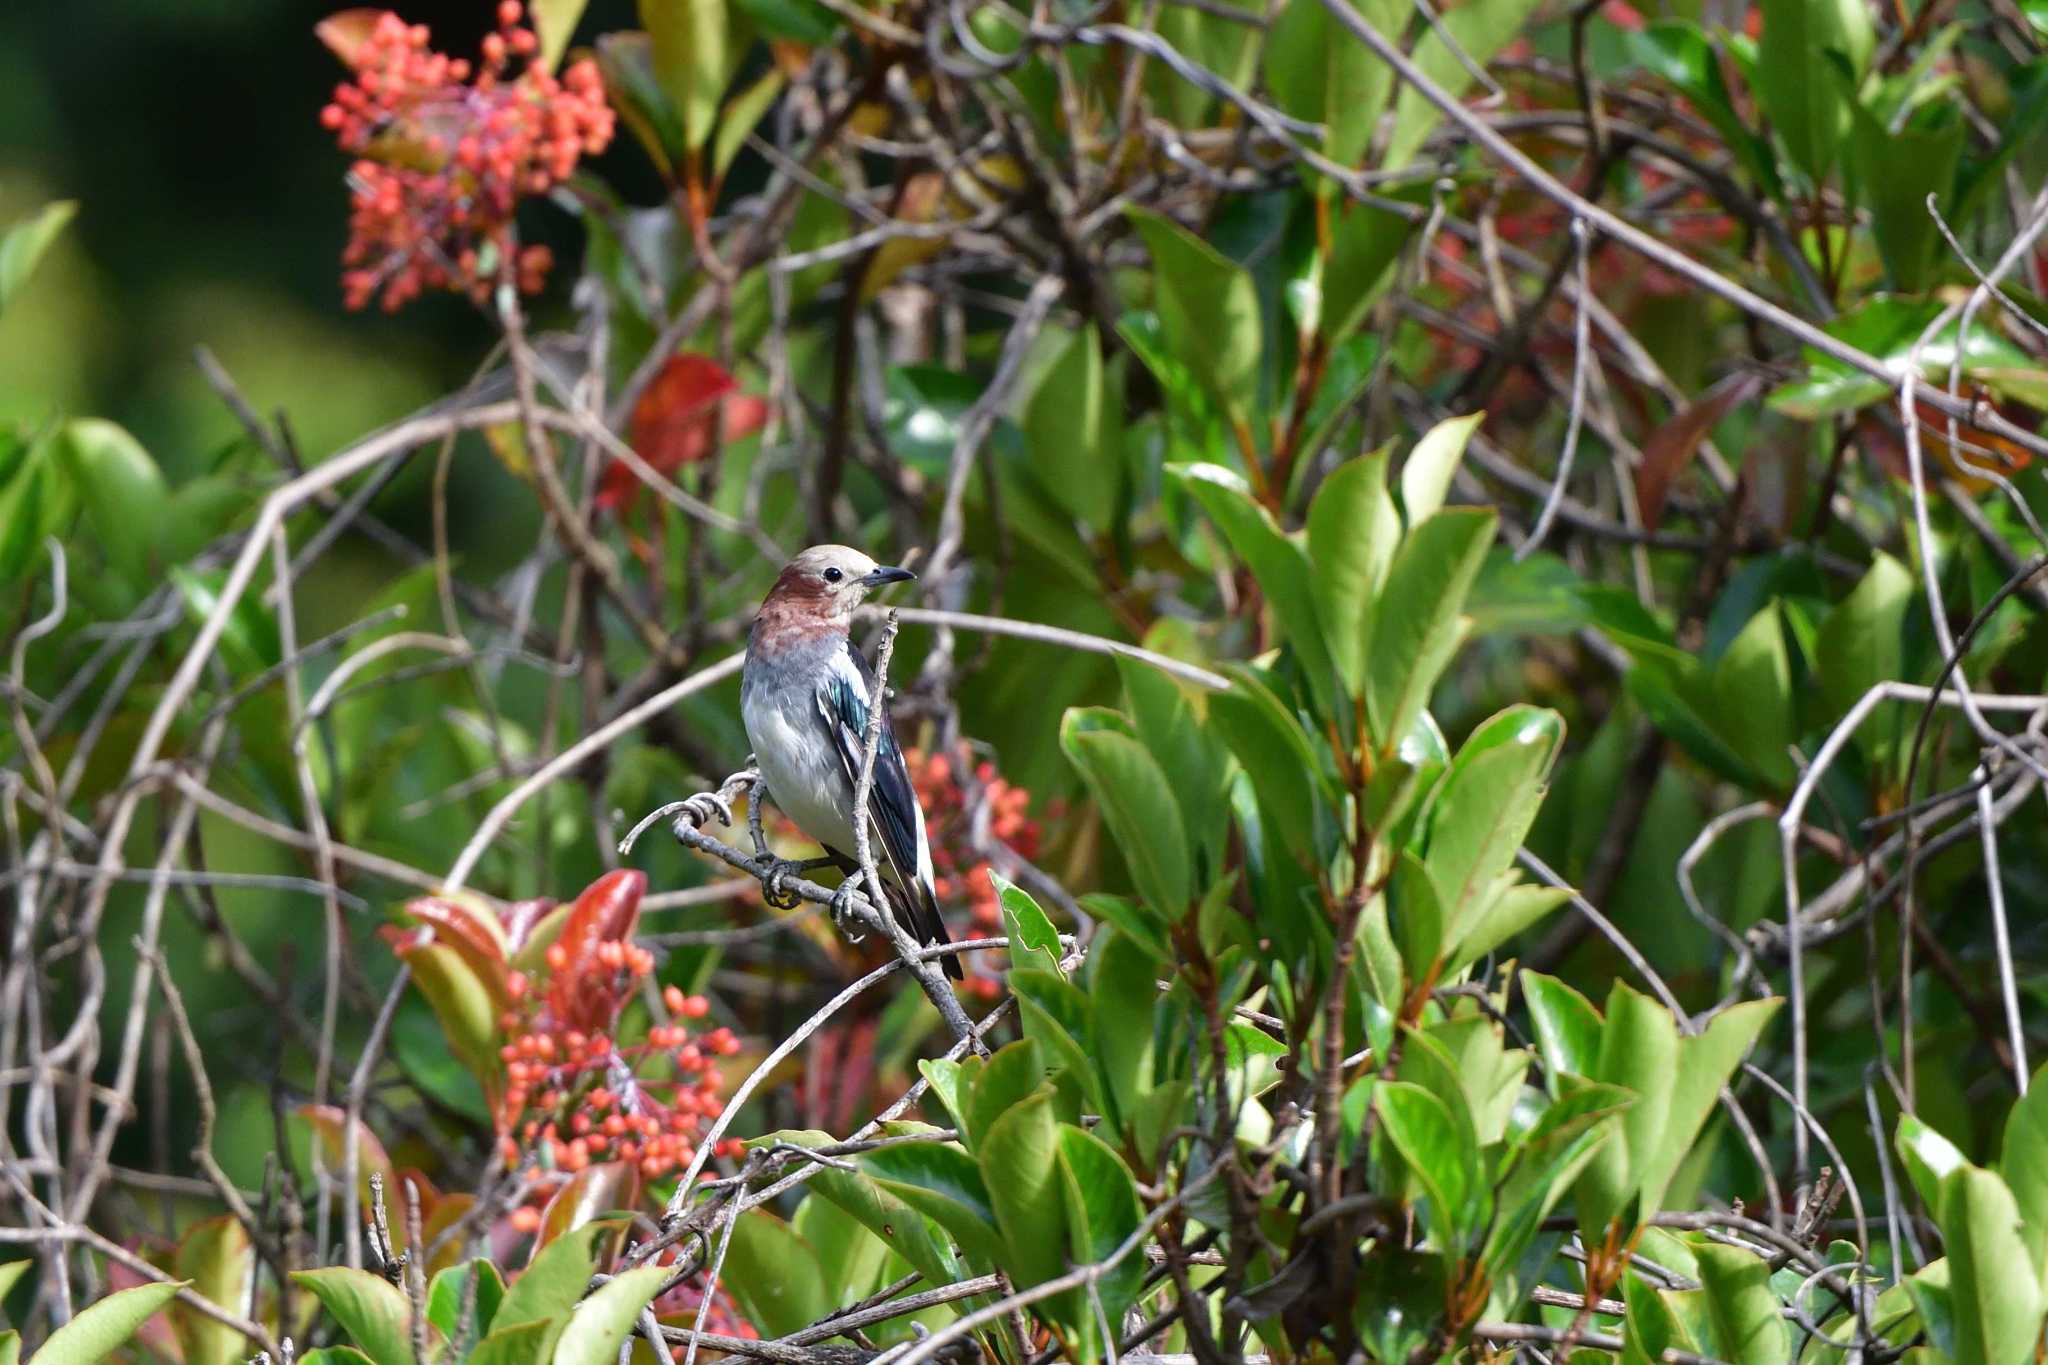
[755,854,806,911]
[828,880,866,941]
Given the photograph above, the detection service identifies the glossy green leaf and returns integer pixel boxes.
[1629,22,1780,195]
[1639,998,1779,1225]
[1623,1272,1694,1365]
[1768,296,2048,420]
[1010,969,1105,1121]
[0,200,75,317]
[1126,209,1261,431]
[1712,603,1798,791]
[494,1222,616,1331]
[30,1281,186,1365]
[641,0,730,154]
[1941,1165,2046,1365]
[1375,1080,1483,1249]
[1896,1113,1971,1220]
[1581,982,1679,1231]
[1060,713,1190,913]
[1026,326,1118,530]
[467,1319,555,1365]
[1384,0,1543,168]
[1425,705,1563,954]
[1308,447,1399,695]
[1756,0,1872,183]
[1365,508,1497,750]
[807,1156,969,1295]
[529,0,588,70]
[1264,0,1403,175]
[291,1268,414,1365]
[711,67,786,183]
[550,1265,666,1365]
[722,1211,830,1338]
[1088,928,1159,1139]
[1117,654,1229,870]
[862,1141,1007,1265]
[594,32,685,178]
[966,1039,1051,1151]
[1521,971,1604,1082]
[426,1260,506,1343]
[1177,463,1340,714]
[1056,1125,1146,1337]
[0,433,71,586]
[1400,412,1482,527]
[1816,553,1913,727]
[2000,1064,2048,1280]
[994,873,1064,980]
[978,1090,1070,1289]
[1849,100,1963,293]
[1693,1244,1790,1365]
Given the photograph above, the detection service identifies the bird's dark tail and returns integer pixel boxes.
[884,874,962,979]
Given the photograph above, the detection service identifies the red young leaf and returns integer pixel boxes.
[599,354,769,512]
[1636,371,1762,532]
[545,869,646,1027]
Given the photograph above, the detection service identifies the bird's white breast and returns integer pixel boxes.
[742,681,858,855]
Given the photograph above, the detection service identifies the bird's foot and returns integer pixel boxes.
[669,790,734,836]
[828,879,866,941]
[754,854,832,911]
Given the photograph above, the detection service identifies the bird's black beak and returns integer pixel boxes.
[862,565,916,587]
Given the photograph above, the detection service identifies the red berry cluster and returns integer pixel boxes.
[318,3,614,311]
[498,963,743,1183]
[904,746,1043,1000]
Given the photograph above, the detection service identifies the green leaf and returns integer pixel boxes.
[2001,1066,2048,1281]
[804,1164,968,1301]
[30,1281,186,1365]
[291,1269,414,1365]
[1693,1244,1790,1365]
[0,432,71,586]
[594,33,685,178]
[994,874,1064,980]
[1849,100,1963,293]
[1582,982,1680,1232]
[1117,654,1229,871]
[56,421,168,593]
[1756,0,1873,184]
[1060,713,1190,913]
[468,1319,556,1365]
[1816,553,1913,727]
[529,0,588,70]
[1207,673,1326,866]
[173,1216,256,1365]
[1424,705,1563,956]
[1896,1113,1971,1219]
[0,201,75,317]
[399,943,502,1098]
[1712,603,1797,791]
[1308,447,1400,695]
[1365,508,1497,750]
[1088,929,1159,1141]
[1010,969,1105,1121]
[1623,1272,1695,1365]
[1941,1165,2047,1365]
[494,1222,616,1331]
[1126,209,1262,433]
[1389,851,1443,982]
[967,1040,1052,1151]
[1177,463,1340,715]
[731,0,837,43]
[1449,883,1568,977]
[1056,1126,1146,1338]
[1521,972,1604,1081]
[1768,296,2048,420]
[1628,23,1780,196]
[426,1261,506,1343]
[794,1192,892,1310]
[1384,0,1543,168]
[711,67,786,184]
[298,1350,379,1365]
[1375,1080,1483,1250]
[1400,412,1483,527]
[1026,326,1118,530]
[0,1332,13,1365]
[170,567,279,676]
[1264,0,1404,176]
[641,0,731,154]
[977,1091,1070,1290]
[550,1266,667,1365]
[1637,998,1777,1224]
[721,1212,830,1339]
[862,1142,1007,1265]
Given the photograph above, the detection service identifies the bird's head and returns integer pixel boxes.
[763,544,916,624]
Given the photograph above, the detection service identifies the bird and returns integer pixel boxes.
[740,545,960,979]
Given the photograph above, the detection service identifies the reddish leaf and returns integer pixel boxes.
[389,893,512,1009]
[534,1164,641,1251]
[295,1104,399,1212]
[1636,371,1762,532]
[545,870,647,1028]
[315,9,387,66]
[600,355,768,512]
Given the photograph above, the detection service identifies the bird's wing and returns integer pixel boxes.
[814,641,937,902]
[814,641,957,975]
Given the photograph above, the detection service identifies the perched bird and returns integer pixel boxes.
[740,545,959,978]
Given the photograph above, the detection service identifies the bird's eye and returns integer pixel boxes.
[823,567,843,583]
